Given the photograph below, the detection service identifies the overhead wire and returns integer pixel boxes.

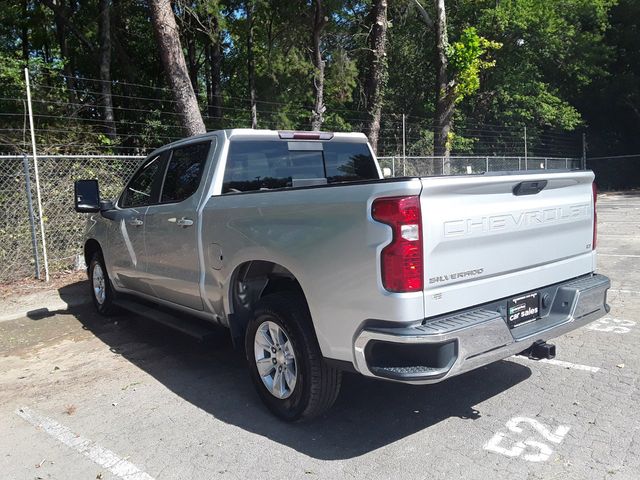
[0,70,583,157]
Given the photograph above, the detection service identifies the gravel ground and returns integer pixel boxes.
[0,193,638,480]
[0,270,86,301]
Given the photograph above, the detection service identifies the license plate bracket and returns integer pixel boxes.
[507,292,540,328]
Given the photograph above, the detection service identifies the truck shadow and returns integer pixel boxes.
[61,284,532,461]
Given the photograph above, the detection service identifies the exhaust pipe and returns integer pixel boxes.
[520,340,556,360]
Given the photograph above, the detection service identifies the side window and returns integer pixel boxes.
[120,154,165,208]
[323,142,379,183]
[161,141,211,203]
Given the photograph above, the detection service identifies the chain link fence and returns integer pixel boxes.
[0,156,37,282]
[376,156,581,176]
[0,154,142,283]
[0,153,581,284]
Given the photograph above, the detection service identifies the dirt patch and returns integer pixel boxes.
[0,270,86,301]
[0,307,98,358]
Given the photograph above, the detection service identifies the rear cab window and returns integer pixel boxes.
[222,139,378,193]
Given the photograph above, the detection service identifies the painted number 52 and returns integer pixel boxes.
[484,417,571,462]
[588,317,636,334]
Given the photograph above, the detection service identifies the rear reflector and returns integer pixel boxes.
[278,131,334,140]
[371,196,423,292]
[592,182,598,250]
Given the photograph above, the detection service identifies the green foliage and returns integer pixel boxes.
[0,0,634,157]
[448,131,477,154]
[0,54,24,86]
[461,0,617,136]
[447,27,501,102]
[326,48,359,105]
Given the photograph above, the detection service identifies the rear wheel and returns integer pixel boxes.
[245,292,341,421]
[88,252,117,316]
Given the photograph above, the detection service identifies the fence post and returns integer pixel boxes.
[441,157,445,174]
[392,157,395,177]
[544,158,548,169]
[582,132,587,170]
[25,67,50,281]
[518,156,521,171]
[486,156,489,172]
[22,154,41,279]
[402,114,406,169]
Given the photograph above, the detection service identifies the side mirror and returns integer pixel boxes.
[74,179,101,213]
[100,200,114,211]
[382,167,392,178]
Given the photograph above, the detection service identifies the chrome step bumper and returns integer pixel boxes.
[353,274,610,384]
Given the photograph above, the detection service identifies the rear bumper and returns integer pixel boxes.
[353,273,610,384]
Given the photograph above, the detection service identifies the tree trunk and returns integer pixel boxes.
[310,0,327,131]
[52,2,68,67]
[111,0,138,83]
[50,0,77,98]
[184,13,199,96]
[363,0,388,153]
[205,44,211,113]
[42,0,94,51]
[206,14,222,128]
[21,0,29,64]
[247,1,258,129]
[207,15,223,126]
[98,0,116,138]
[43,36,50,63]
[433,0,455,168]
[187,40,198,95]
[148,0,206,136]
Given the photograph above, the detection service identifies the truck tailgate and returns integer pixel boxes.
[421,171,596,317]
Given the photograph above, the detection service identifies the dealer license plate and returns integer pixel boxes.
[507,292,540,327]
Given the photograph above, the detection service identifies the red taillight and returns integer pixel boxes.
[371,196,423,292]
[592,182,598,250]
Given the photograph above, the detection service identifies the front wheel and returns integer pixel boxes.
[245,292,342,421]
[88,252,117,316]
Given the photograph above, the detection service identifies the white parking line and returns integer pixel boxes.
[598,253,640,258]
[609,288,640,295]
[538,358,600,373]
[598,205,640,208]
[16,407,155,480]
[598,234,640,237]
[598,219,640,222]
[513,356,600,372]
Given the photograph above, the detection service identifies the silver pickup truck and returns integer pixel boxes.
[74,129,610,421]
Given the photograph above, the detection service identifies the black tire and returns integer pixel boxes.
[245,292,342,421]
[88,252,117,316]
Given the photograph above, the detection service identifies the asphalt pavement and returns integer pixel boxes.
[0,192,638,480]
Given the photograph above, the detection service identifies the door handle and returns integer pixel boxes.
[168,217,194,227]
[128,218,143,226]
[177,218,194,227]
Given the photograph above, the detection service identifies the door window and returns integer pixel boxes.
[161,141,211,203]
[120,154,165,208]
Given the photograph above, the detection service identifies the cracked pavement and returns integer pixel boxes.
[0,192,639,479]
